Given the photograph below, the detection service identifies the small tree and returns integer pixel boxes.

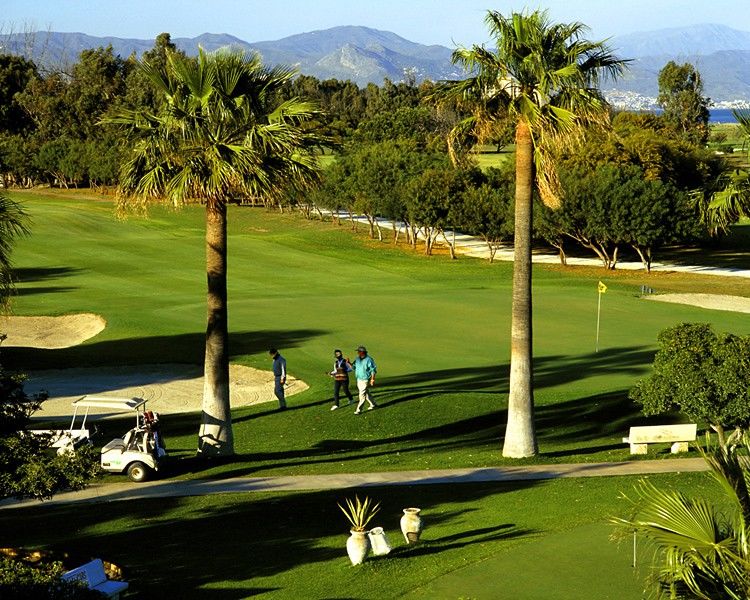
[461,182,513,262]
[406,167,466,256]
[657,61,710,146]
[630,323,750,447]
[0,358,99,500]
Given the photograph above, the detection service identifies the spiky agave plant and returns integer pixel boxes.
[338,495,381,532]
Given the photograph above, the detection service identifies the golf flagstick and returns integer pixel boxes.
[596,281,607,352]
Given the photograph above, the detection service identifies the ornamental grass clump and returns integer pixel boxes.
[338,495,380,532]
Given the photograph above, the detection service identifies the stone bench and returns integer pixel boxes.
[623,423,697,455]
[62,559,128,599]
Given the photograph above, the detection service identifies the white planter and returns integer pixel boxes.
[346,530,370,565]
[368,526,392,555]
[400,508,423,543]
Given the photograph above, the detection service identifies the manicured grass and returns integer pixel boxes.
[0,472,724,599]
[2,189,744,598]
[471,145,514,170]
[5,189,750,480]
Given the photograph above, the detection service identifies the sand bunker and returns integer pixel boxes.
[3,313,308,419]
[27,363,309,420]
[644,293,750,314]
[0,313,106,348]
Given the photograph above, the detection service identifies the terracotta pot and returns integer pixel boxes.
[367,526,392,555]
[346,530,370,565]
[400,508,423,543]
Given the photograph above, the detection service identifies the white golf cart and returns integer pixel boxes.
[71,396,167,483]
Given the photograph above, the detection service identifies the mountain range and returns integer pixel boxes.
[1,23,749,104]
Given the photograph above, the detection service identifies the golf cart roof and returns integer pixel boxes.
[72,396,147,411]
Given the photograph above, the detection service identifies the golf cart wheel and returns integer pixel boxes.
[127,461,150,483]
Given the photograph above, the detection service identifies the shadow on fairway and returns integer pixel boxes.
[14,266,83,282]
[12,266,84,296]
[2,328,327,372]
[166,389,642,480]
[378,345,653,406]
[0,481,541,599]
[391,523,529,558]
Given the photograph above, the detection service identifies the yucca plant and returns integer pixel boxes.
[338,495,381,532]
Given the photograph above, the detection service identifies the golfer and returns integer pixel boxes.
[353,345,377,415]
[329,349,354,411]
[269,348,287,409]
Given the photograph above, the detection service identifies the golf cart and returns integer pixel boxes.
[71,396,167,483]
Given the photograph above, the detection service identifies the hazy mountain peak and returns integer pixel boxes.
[1,23,749,100]
[613,23,750,58]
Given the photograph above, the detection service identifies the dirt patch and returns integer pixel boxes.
[644,293,750,314]
[27,363,309,420]
[0,314,106,348]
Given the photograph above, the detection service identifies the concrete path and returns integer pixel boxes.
[0,458,707,509]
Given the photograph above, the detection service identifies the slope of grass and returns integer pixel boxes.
[0,472,723,599]
[1,189,744,598]
[5,189,750,479]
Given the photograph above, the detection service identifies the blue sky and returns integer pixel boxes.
[3,0,750,45]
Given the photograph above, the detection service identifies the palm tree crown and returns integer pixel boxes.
[613,441,750,599]
[113,48,320,208]
[448,10,626,203]
[0,194,29,306]
[707,109,750,234]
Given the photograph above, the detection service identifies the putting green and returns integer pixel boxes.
[404,521,647,599]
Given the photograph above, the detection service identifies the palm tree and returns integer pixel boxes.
[107,49,321,457]
[0,193,30,307]
[612,440,750,599]
[706,109,750,234]
[432,10,626,457]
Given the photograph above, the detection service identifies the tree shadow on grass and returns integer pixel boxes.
[13,266,83,282]
[2,328,327,372]
[14,285,80,296]
[376,345,654,408]
[390,523,531,558]
[0,481,542,599]
[22,341,655,479]
[162,388,647,480]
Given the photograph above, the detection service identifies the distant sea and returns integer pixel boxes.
[637,108,742,123]
[710,108,742,123]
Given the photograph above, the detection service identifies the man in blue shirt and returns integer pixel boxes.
[353,345,377,415]
[269,348,287,410]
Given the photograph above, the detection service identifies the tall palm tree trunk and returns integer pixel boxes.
[198,200,234,457]
[503,120,538,458]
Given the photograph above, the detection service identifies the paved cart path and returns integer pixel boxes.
[336,213,750,278]
[0,457,707,509]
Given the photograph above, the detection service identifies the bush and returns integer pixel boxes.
[0,361,100,500]
[630,322,750,446]
[0,557,105,599]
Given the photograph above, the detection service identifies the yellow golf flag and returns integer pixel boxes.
[598,281,607,294]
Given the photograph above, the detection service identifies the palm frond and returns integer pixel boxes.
[612,442,750,599]
[440,8,627,207]
[105,47,324,212]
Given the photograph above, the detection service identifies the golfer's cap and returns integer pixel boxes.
[357,345,367,353]
[334,349,342,354]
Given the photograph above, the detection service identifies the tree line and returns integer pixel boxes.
[0,32,739,272]
[0,33,451,189]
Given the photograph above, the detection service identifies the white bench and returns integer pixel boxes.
[62,559,128,599]
[623,424,697,455]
